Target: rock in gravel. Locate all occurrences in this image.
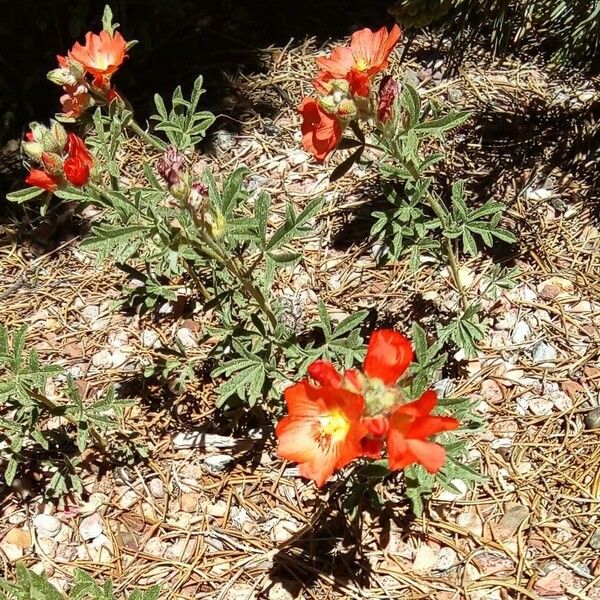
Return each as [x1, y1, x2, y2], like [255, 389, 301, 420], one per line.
[531, 341, 557, 365]
[33, 514, 62, 538]
[79, 513, 103, 541]
[267, 581, 299, 600]
[5, 527, 32, 549]
[148, 478, 164, 499]
[140, 329, 161, 349]
[272, 520, 300, 543]
[207, 500, 227, 518]
[145, 538, 168, 557]
[118, 489, 139, 509]
[495, 505, 530, 539]
[585, 407, 600, 430]
[480, 379, 503, 404]
[456, 512, 483, 537]
[204, 454, 234, 473]
[226, 584, 256, 600]
[176, 327, 197, 348]
[413, 545, 438, 573]
[438, 479, 468, 502]
[166, 538, 197, 561]
[590, 529, 600, 550]
[180, 492, 201, 513]
[533, 565, 574, 596]
[433, 547, 458, 572]
[511, 320, 531, 344]
[1, 541, 24, 561]
[86, 534, 113, 564]
[92, 349, 113, 368]
[529, 396, 555, 416]
[173, 431, 254, 450]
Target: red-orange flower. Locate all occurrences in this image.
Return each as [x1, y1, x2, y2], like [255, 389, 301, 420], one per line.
[315, 25, 402, 97]
[387, 390, 459, 473]
[299, 97, 343, 162]
[25, 169, 59, 192]
[63, 133, 93, 187]
[276, 380, 367, 487]
[69, 30, 127, 80]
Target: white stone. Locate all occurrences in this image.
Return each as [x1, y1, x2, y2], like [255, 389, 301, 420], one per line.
[149, 478, 164, 499]
[176, 328, 197, 348]
[33, 514, 62, 538]
[272, 520, 299, 543]
[1, 542, 23, 561]
[111, 350, 128, 368]
[437, 479, 468, 501]
[87, 534, 113, 564]
[456, 512, 483, 537]
[433, 547, 458, 572]
[119, 489, 139, 510]
[511, 321, 531, 344]
[413, 545, 437, 572]
[144, 537, 168, 557]
[524, 187, 553, 201]
[204, 454, 234, 473]
[92, 349, 113, 368]
[140, 329, 160, 348]
[79, 514, 103, 541]
[208, 500, 227, 518]
[529, 396, 554, 416]
[531, 341, 557, 365]
[288, 150, 308, 167]
[550, 390, 572, 412]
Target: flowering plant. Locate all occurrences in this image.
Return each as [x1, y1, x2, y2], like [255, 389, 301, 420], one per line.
[277, 328, 479, 512]
[298, 25, 517, 357]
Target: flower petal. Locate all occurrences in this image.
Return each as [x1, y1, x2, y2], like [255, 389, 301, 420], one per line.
[308, 360, 343, 388]
[363, 329, 413, 385]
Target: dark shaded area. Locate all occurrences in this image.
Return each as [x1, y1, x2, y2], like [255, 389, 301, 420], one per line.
[0, 0, 392, 143]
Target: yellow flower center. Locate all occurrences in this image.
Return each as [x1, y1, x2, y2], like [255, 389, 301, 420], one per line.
[355, 58, 369, 71]
[319, 409, 350, 442]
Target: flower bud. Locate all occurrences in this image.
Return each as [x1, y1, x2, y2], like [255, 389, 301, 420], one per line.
[22, 141, 44, 161]
[28, 122, 47, 143]
[318, 95, 338, 115]
[47, 68, 78, 87]
[377, 76, 399, 123]
[337, 98, 358, 120]
[211, 210, 227, 240]
[330, 78, 350, 95]
[41, 152, 64, 176]
[50, 120, 68, 151]
[157, 146, 185, 187]
[189, 182, 208, 211]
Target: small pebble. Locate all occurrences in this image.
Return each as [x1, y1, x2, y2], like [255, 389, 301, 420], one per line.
[433, 547, 458, 572]
[438, 479, 468, 502]
[79, 513, 103, 541]
[208, 500, 227, 518]
[204, 454, 234, 473]
[585, 407, 600, 430]
[531, 341, 557, 365]
[33, 514, 62, 538]
[511, 320, 531, 344]
[149, 478, 164, 499]
[456, 512, 483, 537]
[412, 545, 437, 573]
[590, 529, 600, 550]
[180, 492, 201, 513]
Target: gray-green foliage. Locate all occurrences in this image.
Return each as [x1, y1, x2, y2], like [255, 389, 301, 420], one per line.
[369, 82, 517, 357]
[37, 77, 367, 410]
[0, 564, 160, 600]
[0, 325, 135, 494]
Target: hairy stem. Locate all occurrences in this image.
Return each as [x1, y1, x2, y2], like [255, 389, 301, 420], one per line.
[405, 161, 469, 312]
[126, 118, 167, 152]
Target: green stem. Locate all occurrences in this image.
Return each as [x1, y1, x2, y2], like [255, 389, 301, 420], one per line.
[126, 118, 167, 152]
[28, 389, 107, 453]
[405, 161, 469, 312]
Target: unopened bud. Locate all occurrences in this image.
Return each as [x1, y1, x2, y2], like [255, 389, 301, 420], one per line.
[337, 98, 357, 120]
[50, 120, 68, 150]
[318, 96, 337, 115]
[157, 146, 185, 187]
[47, 68, 77, 87]
[28, 122, 47, 143]
[22, 141, 44, 161]
[330, 78, 350, 95]
[377, 76, 399, 123]
[41, 152, 64, 176]
[211, 211, 227, 240]
[170, 181, 190, 202]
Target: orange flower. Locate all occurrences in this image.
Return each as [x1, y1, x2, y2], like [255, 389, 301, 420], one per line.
[69, 30, 127, 81]
[299, 97, 343, 162]
[25, 169, 59, 192]
[387, 390, 459, 473]
[276, 380, 367, 487]
[63, 133, 93, 187]
[315, 25, 402, 97]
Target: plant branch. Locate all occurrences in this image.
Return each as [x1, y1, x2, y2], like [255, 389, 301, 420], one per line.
[126, 118, 167, 152]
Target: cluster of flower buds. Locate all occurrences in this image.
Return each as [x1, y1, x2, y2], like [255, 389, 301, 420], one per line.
[23, 121, 93, 192]
[156, 147, 221, 237]
[299, 25, 402, 162]
[48, 29, 129, 119]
